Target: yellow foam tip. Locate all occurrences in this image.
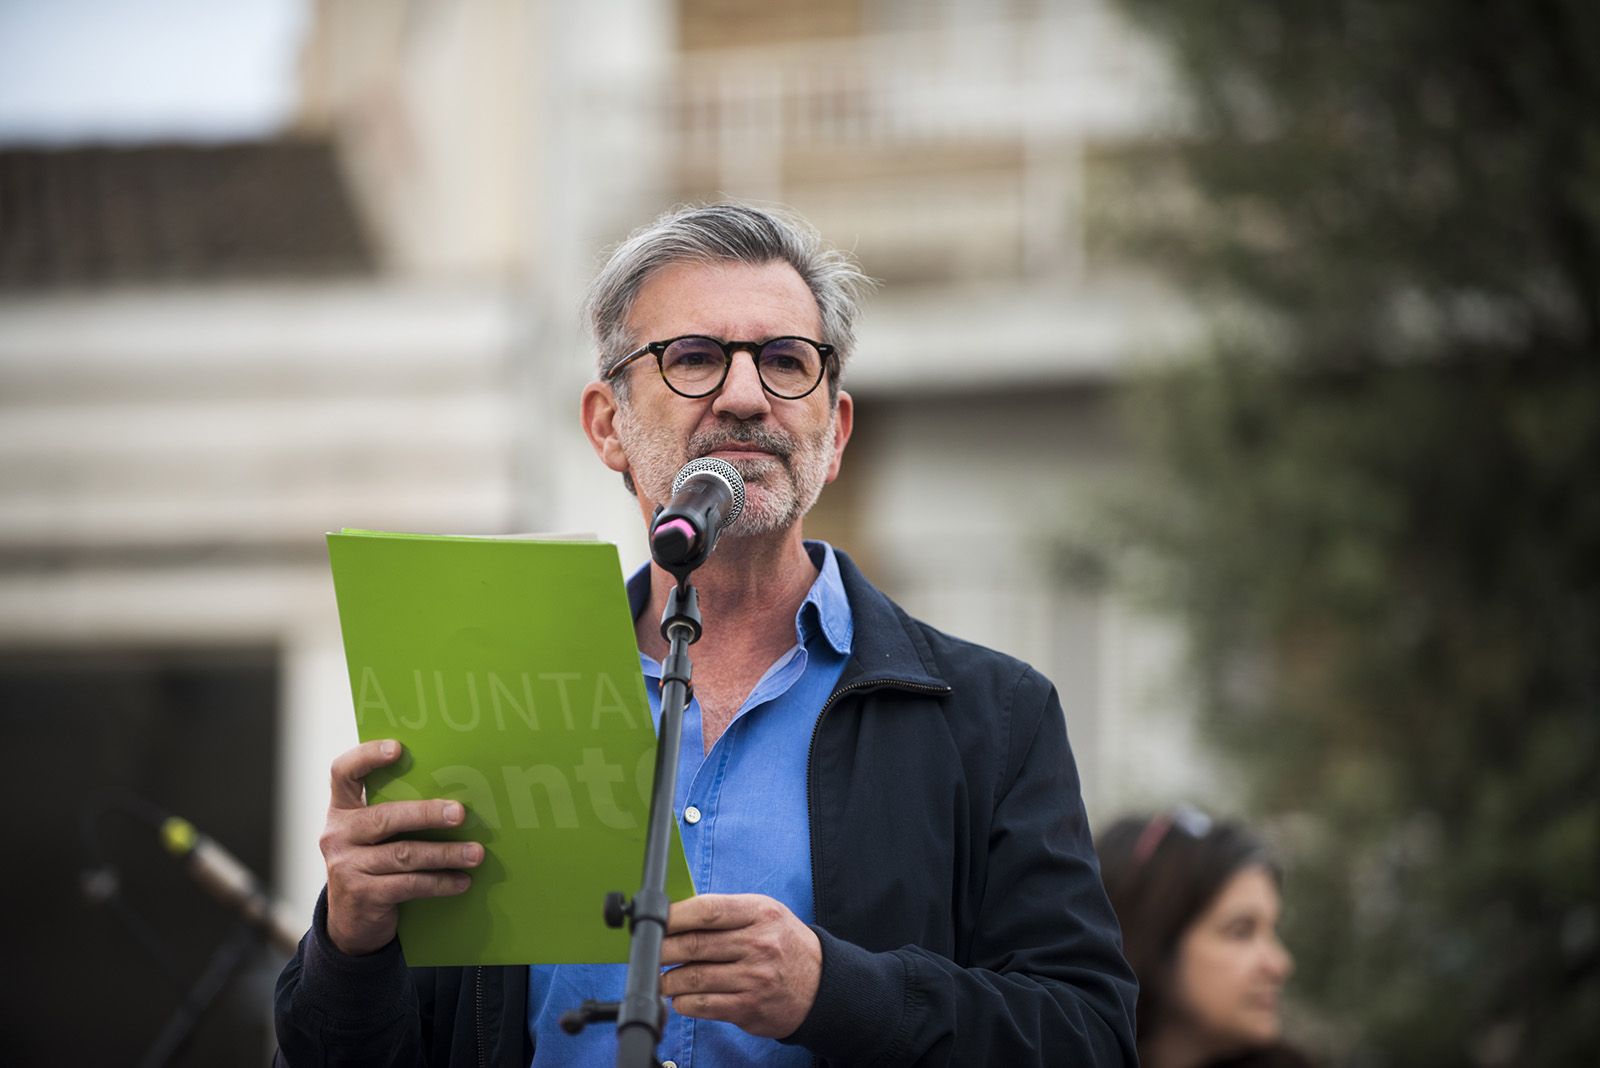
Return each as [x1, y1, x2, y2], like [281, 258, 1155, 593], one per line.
[161, 816, 198, 856]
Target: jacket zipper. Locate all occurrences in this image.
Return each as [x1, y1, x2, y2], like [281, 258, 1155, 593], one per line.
[475, 965, 487, 1068]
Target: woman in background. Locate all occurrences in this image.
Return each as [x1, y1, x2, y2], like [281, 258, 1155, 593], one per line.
[1097, 806, 1311, 1068]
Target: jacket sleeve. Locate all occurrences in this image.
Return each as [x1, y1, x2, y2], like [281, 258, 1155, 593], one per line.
[783, 670, 1139, 1066]
[273, 888, 428, 1067]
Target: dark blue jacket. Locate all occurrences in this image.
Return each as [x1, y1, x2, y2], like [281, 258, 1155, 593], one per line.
[275, 549, 1137, 1065]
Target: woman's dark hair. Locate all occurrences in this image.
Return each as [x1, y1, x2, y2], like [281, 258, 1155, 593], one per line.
[1096, 808, 1285, 1055]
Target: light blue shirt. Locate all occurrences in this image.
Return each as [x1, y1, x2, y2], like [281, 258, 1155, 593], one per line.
[527, 541, 853, 1066]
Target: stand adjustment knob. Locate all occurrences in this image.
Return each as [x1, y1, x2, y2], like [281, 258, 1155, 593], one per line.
[557, 999, 619, 1035]
[604, 891, 629, 929]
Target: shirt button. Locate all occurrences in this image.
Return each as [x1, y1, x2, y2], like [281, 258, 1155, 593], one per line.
[663, 1061, 679, 1068]
[683, 806, 703, 825]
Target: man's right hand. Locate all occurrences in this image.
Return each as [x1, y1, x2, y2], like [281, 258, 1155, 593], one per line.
[320, 739, 483, 956]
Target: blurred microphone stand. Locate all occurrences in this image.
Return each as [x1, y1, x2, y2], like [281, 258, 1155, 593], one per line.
[81, 792, 295, 1068]
[136, 918, 261, 1068]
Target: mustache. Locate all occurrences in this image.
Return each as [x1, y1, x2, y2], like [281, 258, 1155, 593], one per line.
[689, 423, 794, 460]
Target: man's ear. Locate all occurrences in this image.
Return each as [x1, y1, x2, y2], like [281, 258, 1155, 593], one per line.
[580, 381, 631, 475]
[825, 389, 854, 483]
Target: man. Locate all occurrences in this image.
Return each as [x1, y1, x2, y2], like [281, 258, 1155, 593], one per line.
[275, 203, 1138, 1066]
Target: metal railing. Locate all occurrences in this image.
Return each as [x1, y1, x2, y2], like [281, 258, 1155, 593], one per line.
[630, 9, 1169, 282]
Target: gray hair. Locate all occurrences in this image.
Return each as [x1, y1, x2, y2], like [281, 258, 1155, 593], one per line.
[586, 202, 874, 403]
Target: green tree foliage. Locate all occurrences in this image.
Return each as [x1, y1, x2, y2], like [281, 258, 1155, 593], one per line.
[1105, 2, 1599, 1063]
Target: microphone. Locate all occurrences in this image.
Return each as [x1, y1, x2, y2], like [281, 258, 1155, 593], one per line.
[160, 816, 303, 956]
[650, 456, 746, 573]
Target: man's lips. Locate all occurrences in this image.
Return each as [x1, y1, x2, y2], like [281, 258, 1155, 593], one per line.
[702, 445, 783, 461]
[701, 447, 784, 483]
[692, 424, 792, 455]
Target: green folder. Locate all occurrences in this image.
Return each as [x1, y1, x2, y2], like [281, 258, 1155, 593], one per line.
[327, 529, 695, 966]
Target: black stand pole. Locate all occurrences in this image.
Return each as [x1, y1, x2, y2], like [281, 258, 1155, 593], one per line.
[560, 580, 702, 1068]
[138, 919, 261, 1068]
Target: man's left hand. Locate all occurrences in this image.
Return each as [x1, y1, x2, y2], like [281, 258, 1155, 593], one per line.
[659, 893, 822, 1038]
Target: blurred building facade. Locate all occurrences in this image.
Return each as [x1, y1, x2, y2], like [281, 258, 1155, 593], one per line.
[0, 0, 1212, 956]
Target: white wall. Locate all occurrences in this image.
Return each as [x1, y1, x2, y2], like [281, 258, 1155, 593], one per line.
[0, 281, 520, 917]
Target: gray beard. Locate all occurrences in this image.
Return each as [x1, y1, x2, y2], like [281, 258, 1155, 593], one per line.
[616, 410, 835, 538]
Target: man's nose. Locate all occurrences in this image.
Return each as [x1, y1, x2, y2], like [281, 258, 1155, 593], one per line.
[711, 349, 771, 419]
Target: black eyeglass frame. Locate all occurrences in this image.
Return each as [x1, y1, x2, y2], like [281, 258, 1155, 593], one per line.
[604, 335, 838, 400]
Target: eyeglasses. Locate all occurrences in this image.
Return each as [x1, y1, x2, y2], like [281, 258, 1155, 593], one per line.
[605, 335, 837, 400]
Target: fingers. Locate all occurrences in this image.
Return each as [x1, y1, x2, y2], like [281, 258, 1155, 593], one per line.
[329, 739, 403, 809]
[657, 894, 822, 1037]
[342, 797, 467, 846]
[325, 867, 471, 956]
[666, 991, 751, 1025]
[321, 809, 481, 956]
[364, 838, 484, 877]
[321, 808, 480, 888]
[662, 895, 777, 966]
[659, 909, 823, 1039]
[661, 961, 755, 998]
[660, 926, 745, 967]
[319, 740, 486, 957]
[319, 797, 466, 870]
[662, 894, 796, 964]
[666, 893, 771, 933]
[356, 869, 475, 907]
[663, 962, 791, 1037]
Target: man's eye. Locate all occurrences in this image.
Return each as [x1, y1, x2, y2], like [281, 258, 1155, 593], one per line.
[763, 353, 805, 372]
[667, 346, 720, 368]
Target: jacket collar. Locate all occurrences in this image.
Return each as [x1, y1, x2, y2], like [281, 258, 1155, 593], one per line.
[626, 543, 948, 694]
[829, 546, 949, 693]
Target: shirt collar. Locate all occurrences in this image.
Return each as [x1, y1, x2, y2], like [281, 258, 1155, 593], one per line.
[624, 539, 853, 657]
[799, 540, 853, 655]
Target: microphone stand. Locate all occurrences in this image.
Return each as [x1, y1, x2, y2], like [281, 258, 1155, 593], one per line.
[559, 576, 702, 1068]
[138, 919, 262, 1068]
[81, 793, 289, 1067]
